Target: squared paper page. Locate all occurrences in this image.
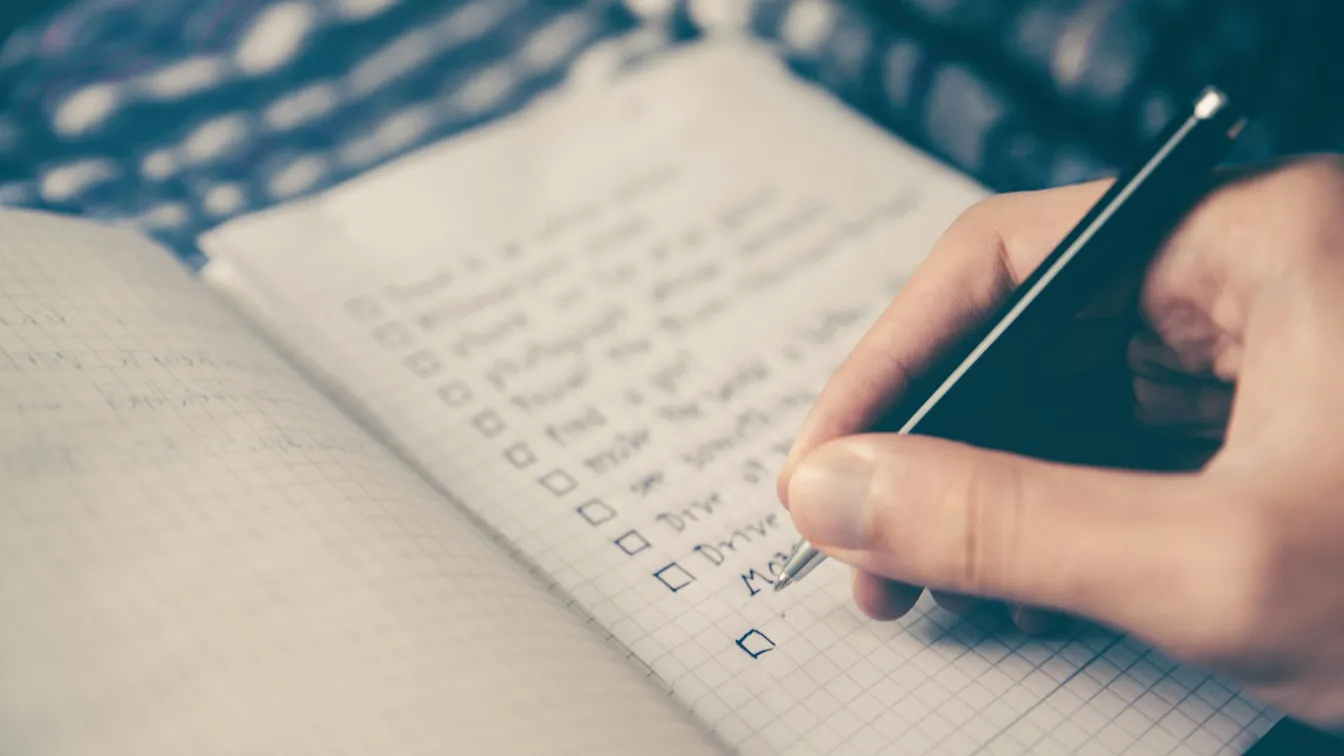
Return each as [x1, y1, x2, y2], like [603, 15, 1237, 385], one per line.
[199, 40, 1278, 756]
[0, 208, 725, 756]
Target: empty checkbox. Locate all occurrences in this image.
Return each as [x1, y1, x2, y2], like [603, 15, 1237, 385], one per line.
[404, 349, 442, 379]
[576, 499, 616, 526]
[437, 381, 472, 407]
[504, 442, 535, 469]
[614, 530, 650, 555]
[371, 322, 413, 349]
[539, 469, 577, 496]
[472, 410, 506, 438]
[735, 629, 776, 659]
[654, 562, 694, 593]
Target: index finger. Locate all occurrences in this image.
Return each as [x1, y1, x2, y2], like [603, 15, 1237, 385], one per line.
[777, 179, 1114, 505]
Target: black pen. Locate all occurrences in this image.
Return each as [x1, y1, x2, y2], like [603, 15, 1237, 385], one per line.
[774, 84, 1252, 592]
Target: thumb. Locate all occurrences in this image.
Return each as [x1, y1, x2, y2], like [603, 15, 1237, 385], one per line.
[786, 434, 1215, 638]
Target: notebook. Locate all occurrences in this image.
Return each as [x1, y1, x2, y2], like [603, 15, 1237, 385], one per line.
[2, 38, 1281, 756]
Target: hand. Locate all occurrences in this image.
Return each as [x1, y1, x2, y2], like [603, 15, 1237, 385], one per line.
[776, 155, 1344, 730]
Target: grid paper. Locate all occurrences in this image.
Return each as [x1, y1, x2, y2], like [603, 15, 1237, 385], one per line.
[200, 40, 1280, 756]
[0, 208, 724, 756]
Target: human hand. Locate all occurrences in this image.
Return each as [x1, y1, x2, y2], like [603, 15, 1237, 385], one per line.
[776, 155, 1344, 730]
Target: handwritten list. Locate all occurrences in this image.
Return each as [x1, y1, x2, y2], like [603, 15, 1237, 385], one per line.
[336, 161, 902, 600]
[202, 40, 1275, 756]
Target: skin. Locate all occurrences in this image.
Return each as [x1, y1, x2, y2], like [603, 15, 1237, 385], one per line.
[776, 155, 1344, 731]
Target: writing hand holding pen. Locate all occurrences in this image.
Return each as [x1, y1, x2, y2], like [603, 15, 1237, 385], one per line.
[777, 156, 1344, 732]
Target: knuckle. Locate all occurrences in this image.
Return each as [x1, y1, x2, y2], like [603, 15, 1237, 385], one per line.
[953, 194, 1012, 228]
[945, 453, 1025, 597]
[928, 197, 1020, 291]
[945, 193, 1024, 246]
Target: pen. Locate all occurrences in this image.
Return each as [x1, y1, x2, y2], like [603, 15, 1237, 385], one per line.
[774, 83, 1253, 592]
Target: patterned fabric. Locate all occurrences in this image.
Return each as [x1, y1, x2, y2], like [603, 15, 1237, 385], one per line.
[0, 0, 1339, 266]
[0, 0, 662, 264]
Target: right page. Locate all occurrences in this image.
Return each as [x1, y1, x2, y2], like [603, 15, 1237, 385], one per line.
[201, 39, 1277, 756]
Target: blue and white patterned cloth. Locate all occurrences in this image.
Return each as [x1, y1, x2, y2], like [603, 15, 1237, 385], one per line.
[0, 0, 670, 264]
[0, 0, 1337, 266]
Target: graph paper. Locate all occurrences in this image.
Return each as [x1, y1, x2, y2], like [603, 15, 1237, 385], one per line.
[0, 208, 723, 756]
[201, 39, 1280, 755]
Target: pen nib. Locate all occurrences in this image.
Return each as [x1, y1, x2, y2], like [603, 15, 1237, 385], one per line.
[772, 575, 792, 592]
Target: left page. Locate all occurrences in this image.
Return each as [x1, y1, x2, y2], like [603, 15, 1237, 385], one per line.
[200, 40, 1277, 756]
[0, 208, 725, 756]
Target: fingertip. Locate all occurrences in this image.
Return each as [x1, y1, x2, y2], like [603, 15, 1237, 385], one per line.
[853, 571, 922, 621]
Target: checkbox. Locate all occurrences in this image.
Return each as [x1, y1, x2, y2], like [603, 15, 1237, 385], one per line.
[504, 442, 535, 469]
[614, 530, 650, 555]
[736, 629, 776, 659]
[344, 296, 383, 321]
[576, 499, 616, 526]
[404, 349, 442, 379]
[371, 322, 412, 349]
[437, 381, 472, 407]
[472, 410, 506, 438]
[653, 562, 694, 593]
[539, 469, 577, 496]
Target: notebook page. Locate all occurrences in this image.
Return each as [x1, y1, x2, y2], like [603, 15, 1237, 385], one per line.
[0, 208, 725, 756]
[200, 40, 1277, 756]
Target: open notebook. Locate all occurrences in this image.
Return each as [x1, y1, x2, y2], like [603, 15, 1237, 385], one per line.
[2, 39, 1280, 756]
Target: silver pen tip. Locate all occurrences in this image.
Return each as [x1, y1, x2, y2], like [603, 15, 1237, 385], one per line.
[772, 575, 792, 592]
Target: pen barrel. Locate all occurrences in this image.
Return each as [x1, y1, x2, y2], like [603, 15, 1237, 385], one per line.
[876, 89, 1246, 462]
